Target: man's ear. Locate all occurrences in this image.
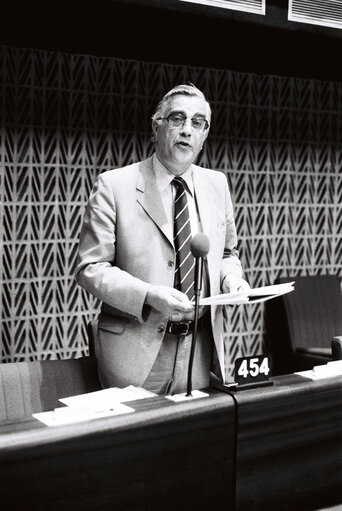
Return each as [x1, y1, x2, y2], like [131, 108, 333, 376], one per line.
[152, 119, 159, 141]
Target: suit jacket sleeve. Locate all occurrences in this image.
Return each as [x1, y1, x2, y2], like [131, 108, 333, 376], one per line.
[220, 172, 243, 286]
[75, 173, 150, 322]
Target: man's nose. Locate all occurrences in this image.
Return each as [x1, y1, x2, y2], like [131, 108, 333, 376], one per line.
[180, 118, 192, 135]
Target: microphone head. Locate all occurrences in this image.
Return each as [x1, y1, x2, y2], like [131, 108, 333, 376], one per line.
[190, 233, 210, 258]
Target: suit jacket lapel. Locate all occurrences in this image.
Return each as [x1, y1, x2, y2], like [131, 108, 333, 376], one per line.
[193, 167, 216, 243]
[136, 157, 173, 247]
[193, 167, 218, 293]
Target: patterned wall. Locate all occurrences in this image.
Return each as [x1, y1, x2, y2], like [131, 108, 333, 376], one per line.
[1, 45, 342, 378]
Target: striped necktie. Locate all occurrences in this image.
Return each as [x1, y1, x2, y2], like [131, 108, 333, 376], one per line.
[173, 177, 195, 301]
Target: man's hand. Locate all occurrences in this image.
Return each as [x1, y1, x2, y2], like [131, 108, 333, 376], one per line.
[145, 285, 194, 316]
[168, 305, 209, 322]
[223, 275, 250, 294]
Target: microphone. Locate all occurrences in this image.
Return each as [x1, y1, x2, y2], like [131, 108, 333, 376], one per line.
[186, 233, 210, 397]
[191, 233, 210, 294]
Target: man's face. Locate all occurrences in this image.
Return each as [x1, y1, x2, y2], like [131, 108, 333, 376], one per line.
[153, 95, 210, 175]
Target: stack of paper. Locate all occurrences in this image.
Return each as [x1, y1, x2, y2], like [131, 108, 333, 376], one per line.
[199, 281, 295, 306]
[32, 385, 157, 427]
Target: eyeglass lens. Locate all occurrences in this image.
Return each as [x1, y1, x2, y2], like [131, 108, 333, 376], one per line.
[167, 112, 208, 130]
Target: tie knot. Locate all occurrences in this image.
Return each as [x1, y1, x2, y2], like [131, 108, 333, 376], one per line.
[173, 176, 185, 190]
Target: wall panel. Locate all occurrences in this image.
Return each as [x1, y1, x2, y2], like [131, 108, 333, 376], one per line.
[1, 45, 342, 378]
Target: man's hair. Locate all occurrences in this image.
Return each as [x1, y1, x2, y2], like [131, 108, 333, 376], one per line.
[152, 83, 211, 123]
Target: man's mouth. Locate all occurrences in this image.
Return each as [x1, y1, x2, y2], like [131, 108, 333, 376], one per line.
[176, 142, 192, 148]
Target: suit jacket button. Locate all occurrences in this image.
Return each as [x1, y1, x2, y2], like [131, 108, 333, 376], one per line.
[158, 325, 165, 333]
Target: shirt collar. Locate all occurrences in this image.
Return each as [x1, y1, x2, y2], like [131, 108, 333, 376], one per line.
[152, 153, 194, 196]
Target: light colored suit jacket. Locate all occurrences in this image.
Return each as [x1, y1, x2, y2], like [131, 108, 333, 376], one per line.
[75, 155, 243, 387]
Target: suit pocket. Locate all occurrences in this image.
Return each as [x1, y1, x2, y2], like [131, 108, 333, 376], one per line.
[99, 316, 127, 335]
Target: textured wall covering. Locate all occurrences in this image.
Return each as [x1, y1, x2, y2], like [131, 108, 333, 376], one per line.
[1, 45, 342, 378]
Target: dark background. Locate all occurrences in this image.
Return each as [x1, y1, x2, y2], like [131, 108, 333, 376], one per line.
[2, 0, 342, 81]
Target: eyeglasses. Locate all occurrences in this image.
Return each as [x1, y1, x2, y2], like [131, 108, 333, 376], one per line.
[157, 111, 209, 131]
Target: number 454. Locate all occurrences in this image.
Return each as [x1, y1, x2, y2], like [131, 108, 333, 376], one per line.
[237, 357, 270, 379]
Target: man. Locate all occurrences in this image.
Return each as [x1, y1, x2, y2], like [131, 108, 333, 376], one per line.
[75, 84, 249, 395]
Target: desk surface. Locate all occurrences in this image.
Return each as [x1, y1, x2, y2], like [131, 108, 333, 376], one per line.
[1, 375, 342, 511]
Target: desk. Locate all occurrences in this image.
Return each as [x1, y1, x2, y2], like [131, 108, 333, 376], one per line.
[234, 374, 342, 511]
[1, 375, 342, 511]
[0, 391, 236, 511]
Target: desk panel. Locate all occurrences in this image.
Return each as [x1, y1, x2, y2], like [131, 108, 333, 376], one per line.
[0, 391, 236, 511]
[234, 374, 342, 511]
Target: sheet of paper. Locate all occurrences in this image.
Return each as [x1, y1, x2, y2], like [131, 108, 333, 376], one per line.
[199, 282, 295, 306]
[199, 291, 249, 306]
[295, 360, 342, 380]
[32, 402, 135, 427]
[247, 293, 291, 304]
[248, 282, 295, 297]
[59, 385, 157, 409]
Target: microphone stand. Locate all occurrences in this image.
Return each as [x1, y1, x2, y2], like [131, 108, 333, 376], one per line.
[186, 256, 203, 397]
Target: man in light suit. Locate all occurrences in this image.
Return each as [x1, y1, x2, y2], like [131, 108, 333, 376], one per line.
[75, 84, 249, 395]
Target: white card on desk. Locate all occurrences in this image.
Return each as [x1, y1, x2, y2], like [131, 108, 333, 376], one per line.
[32, 402, 134, 427]
[59, 385, 157, 410]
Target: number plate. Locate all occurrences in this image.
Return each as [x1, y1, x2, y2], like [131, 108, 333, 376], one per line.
[234, 355, 273, 386]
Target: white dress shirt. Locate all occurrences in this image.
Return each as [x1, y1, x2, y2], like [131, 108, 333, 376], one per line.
[152, 153, 201, 237]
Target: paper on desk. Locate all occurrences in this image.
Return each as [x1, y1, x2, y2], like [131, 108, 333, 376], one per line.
[32, 386, 156, 426]
[199, 282, 295, 306]
[59, 385, 157, 409]
[32, 402, 135, 426]
[295, 360, 342, 380]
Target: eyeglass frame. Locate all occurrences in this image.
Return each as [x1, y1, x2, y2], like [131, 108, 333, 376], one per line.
[156, 111, 210, 131]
